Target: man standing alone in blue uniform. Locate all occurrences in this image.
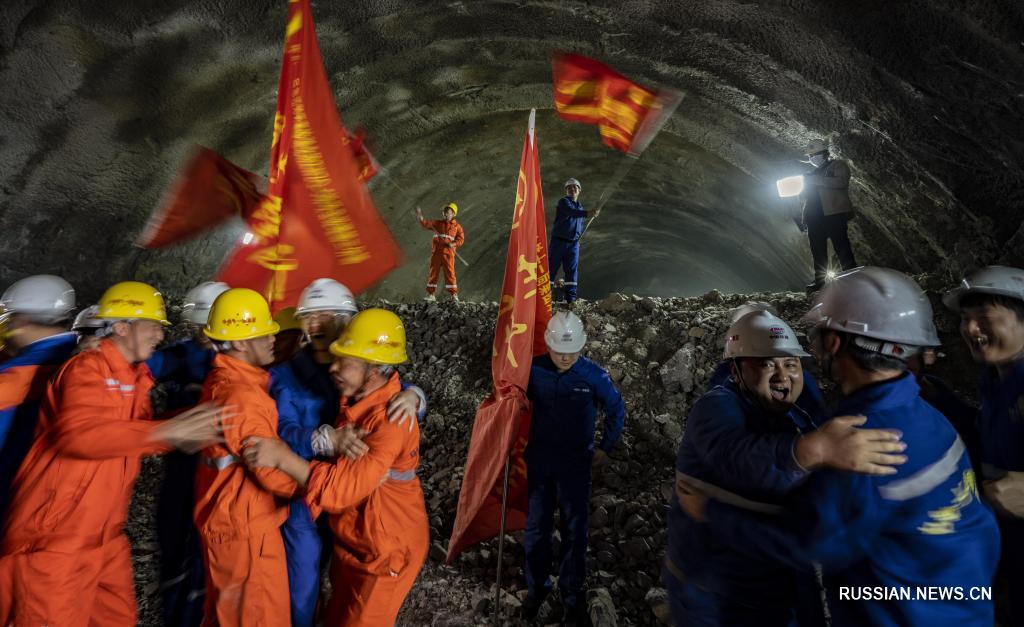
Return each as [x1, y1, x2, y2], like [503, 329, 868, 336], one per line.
[522, 311, 625, 625]
[549, 179, 599, 304]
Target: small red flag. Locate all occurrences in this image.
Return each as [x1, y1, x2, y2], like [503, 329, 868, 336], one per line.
[216, 0, 401, 310]
[136, 146, 263, 249]
[552, 52, 680, 155]
[447, 110, 553, 561]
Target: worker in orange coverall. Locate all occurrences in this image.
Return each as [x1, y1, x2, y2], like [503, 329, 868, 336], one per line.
[193, 287, 298, 627]
[418, 202, 465, 302]
[0, 281, 224, 627]
[243, 308, 429, 626]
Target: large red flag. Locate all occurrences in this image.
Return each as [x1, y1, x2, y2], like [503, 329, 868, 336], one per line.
[447, 110, 553, 561]
[217, 0, 401, 309]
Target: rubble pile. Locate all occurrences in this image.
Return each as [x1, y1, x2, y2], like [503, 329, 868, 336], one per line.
[127, 288, 973, 625]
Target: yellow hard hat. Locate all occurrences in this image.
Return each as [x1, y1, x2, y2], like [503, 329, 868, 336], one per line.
[96, 281, 170, 325]
[444, 202, 458, 216]
[329, 308, 407, 365]
[204, 288, 280, 341]
[273, 306, 302, 332]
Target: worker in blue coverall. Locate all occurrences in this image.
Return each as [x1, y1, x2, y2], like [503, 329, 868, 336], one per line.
[522, 311, 625, 625]
[679, 267, 999, 626]
[0, 275, 77, 519]
[669, 309, 909, 626]
[549, 178, 599, 304]
[270, 277, 428, 627]
[944, 265, 1024, 625]
[148, 280, 228, 627]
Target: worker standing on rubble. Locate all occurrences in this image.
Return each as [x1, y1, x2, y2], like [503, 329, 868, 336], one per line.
[193, 288, 297, 626]
[679, 267, 998, 626]
[418, 202, 465, 302]
[0, 280, 224, 626]
[797, 138, 857, 292]
[549, 179, 599, 304]
[243, 308, 429, 626]
[270, 278, 427, 627]
[521, 311, 625, 625]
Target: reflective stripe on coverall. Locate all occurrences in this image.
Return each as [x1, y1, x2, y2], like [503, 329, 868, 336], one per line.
[0, 338, 169, 627]
[304, 372, 429, 627]
[193, 353, 297, 627]
[420, 218, 464, 295]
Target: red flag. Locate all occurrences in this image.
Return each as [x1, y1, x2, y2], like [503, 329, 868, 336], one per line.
[447, 110, 553, 561]
[552, 52, 680, 155]
[216, 0, 401, 310]
[136, 146, 263, 249]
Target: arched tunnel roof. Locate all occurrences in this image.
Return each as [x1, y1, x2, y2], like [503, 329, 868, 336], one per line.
[1, 1, 1022, 301]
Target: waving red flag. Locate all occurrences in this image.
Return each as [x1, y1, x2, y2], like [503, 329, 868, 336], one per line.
[447, 110, 553, 561]
[216, 0, 401, 309]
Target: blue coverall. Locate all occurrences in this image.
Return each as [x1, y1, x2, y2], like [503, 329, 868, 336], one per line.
[524, 354, 625, 608]
[0, 332, 77, 518]
[549, 196, 587, 303]
[668, 378, 820, 626]
[705, 373, 999, 626]
[146, 339, 215, 627]
[977, 362, 1024, 625]
[270, 344, 427, 627]
[708, 360, 826, 418]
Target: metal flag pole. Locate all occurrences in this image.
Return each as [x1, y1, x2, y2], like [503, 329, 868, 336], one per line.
[578, 154, 639, 240]
[493, 456, 513, 626]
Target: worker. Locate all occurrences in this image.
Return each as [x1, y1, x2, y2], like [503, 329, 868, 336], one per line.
[549, 179, 599, 304]
[0, 280, 224, 626]
[0, 274, 78, 518]
[679, 267, 999, 626]
[270, 278, 427, 627]
[521, 311, 625, 625]
[72, 304, 105, 352]
[417, 202, 465, 302]
[149, 280, 228, 627]
[796, 138, 857, 292]
[243, 308, 429, 626]
[193, 287, 297, 627]
[943, 265, 1024, 624]
[668, 309, 909, 626]
[271, 306, 303, 366]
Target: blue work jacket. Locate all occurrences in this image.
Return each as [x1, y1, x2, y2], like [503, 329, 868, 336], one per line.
[146, 339, 215, 410]
[550, 197, 587, 242]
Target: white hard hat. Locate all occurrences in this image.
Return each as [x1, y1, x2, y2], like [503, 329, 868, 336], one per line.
[182, 281, 230, 325]
[804, 138, 829, 155]
[296, 278, 358, 315]
[72, 305, 105, 331]
[728, 301, 779, 325]
[0, 274, 75, 324]
[942, 266, 1024, 311]
[802, 266, 940, 349]
[723, 310, 809, 359]
[545, 311, 587, 353]
[564, 178, 582, 190]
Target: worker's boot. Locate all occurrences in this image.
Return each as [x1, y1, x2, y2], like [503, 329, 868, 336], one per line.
[423, 294, 437, 302]
[521, 594, 545, 623]
[451, 294, 460, 303]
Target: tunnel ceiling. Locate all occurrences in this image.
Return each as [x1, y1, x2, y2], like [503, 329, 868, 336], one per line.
[1, 0, 1022, 303]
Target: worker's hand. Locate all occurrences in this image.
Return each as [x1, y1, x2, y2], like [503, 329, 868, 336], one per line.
[241, 436, 291, 469]
[796, 415, 906, 475]
[154, 403, 233, 453]
[984, 473, 1024, 518]
[387, 389, 421, 432]
[592, 449, 610, 469]
[675, 477, 708, 523]
[415, 207, 424, 221]
[592, 208, 602, 219]
[331, 425, 370, 460]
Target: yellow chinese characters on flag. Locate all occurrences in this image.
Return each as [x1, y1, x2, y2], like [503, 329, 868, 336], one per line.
[216, 0, 401, 310]
[447, 110, 552, 561]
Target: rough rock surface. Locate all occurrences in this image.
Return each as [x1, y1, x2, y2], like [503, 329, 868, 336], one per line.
[127, 289, 977, 625]
[2, 1, 1022, 302]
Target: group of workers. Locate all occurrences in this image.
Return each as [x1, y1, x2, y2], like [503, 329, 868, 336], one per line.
[667, 264, 1024, 627]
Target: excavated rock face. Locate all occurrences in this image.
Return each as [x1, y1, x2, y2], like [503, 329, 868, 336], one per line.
[2, 1, 1022, 302]
[128, 291, 976, 624]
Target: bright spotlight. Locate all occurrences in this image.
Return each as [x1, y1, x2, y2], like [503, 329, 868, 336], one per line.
[776, 175, 805, 198]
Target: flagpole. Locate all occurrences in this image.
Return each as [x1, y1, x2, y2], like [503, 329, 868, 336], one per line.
[578, 154, 639, 240]
[493, 455, 512, 626]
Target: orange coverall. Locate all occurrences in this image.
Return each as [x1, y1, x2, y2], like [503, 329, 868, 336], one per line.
[304, 372, 429, 626]
[193, 353, 297, 627]
[420, 217, 465, 296]
[0, 339, 169, 627]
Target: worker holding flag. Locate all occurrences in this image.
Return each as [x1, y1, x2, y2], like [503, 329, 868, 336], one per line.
[549, 179, 598, 304]
[417, 202, 465, 302]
